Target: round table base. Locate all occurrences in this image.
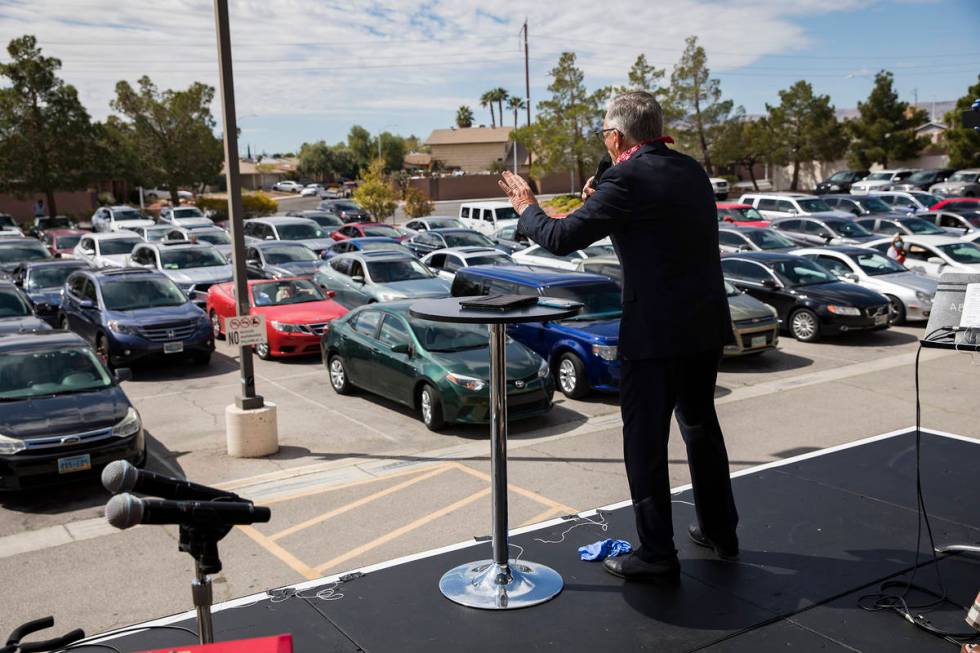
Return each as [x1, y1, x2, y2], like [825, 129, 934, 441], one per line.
[439, 559, 563, 610]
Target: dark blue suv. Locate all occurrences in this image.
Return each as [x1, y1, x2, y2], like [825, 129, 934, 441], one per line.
[59, 268, 213, 370]
[451, 265, 621, 398]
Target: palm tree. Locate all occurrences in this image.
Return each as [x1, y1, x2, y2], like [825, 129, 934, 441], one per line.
[479, 91, 496, 128]
[493, 88, 509, 126]
[455, 105, 474, 128]
[507, 96, 526, 128]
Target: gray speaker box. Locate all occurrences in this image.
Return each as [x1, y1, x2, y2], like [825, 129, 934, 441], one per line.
[924, 272, 980, 345]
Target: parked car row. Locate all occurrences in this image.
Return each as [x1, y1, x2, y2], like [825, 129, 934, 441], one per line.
[814, 168, 980, 198]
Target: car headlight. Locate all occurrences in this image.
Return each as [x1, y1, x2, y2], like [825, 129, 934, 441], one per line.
[376, 291, 405, 302]
[112, 407, 142, 438]
[829, 184, 840, 191]
[915, 290, 932, 303]
[446, 372, 486, 392]
[270, 320, 303, 333]
[107, 320, 140, 336]
[827, 304, 861, 316]
[592, 344, 618, 361]
[0, 433, 26, 455]
[537, 359, 550, 378]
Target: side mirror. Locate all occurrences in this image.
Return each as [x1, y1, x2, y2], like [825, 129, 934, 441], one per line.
[927, 256, 945, 266]
[761, 279, 780, 289]
[787, 208, 798, 215]
[265, 235, 275, 240]
[114, 368, 133, 382]
[723, 216, 734, 222]
[822, 234, 834, 242]
[326, 290, 336, 298]
[844, 273, 860, 282]
[390, 342, 410, 355]
[351, 275, 365, 284]
[78, 299, 95, 309]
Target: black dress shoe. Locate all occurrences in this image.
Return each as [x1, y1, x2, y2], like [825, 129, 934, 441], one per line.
[602, 552, 680, 582]
[688, 525, 739, 561]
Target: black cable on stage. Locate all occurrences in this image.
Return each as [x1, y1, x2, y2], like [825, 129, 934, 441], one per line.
[857, 332, 979, 646]
[52, 625, 199, 653]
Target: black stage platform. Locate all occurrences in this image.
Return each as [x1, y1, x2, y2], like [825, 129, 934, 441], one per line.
[80, 428, 980, 652]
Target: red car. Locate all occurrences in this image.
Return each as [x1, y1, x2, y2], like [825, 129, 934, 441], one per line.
[331, 222, 408, 242]
[41, 229, 87, 258]
[207, 278, 348, 359]
[716, 203, 770, 227]
[930, 197, 980, 211]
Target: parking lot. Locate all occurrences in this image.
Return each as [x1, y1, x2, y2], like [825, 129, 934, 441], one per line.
[2, 306, 978, 634]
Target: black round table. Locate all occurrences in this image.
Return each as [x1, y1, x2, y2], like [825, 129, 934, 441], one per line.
[410, 297, 581, 610]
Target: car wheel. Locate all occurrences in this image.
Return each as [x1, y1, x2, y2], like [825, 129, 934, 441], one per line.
[210, 310, 224, 340]
[556, 352, 589, 399]
[327, 355, 353, 394]
[419, 383, 445, 431]
[255, 343, 271, 360]
[886, 295, 906, 325]
[789, 308, 820, 342]
[96, 333, 114, 370]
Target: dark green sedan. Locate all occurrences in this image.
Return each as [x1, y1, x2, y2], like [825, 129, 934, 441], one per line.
[320, 301, 554, 430]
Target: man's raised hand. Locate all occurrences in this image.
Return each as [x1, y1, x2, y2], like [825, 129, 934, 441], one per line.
[498, 170, 538, 216]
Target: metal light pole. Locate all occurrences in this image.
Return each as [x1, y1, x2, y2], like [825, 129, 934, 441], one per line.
[213, 0, 262, 410]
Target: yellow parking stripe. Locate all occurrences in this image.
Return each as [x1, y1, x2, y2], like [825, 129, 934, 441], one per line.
[238, 525, 320, 581]
[519, 506, 565, 527]
[261, 462, 449, 506]
[450, 462, 577, 514]
[270, 464, 453, 541]
[313, 487, 492, 574]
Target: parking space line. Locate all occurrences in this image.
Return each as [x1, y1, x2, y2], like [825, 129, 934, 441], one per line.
[260, 462, 448, 506]
[450, 462, 577, 514]
[313, 487, 492, 574]
[519, 506, 565, 527]
[269, 464, 453, 541]
[237, 525, 320, 580]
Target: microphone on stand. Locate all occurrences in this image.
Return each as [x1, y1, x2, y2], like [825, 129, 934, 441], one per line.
[105, 493, 271, 530]
[102, 460, 242, 502]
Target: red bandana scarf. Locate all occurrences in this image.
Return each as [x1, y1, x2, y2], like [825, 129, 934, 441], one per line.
[614, 135, 674, 165]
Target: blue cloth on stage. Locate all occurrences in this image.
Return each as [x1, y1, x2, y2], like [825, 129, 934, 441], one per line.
[578, 538, 632, 561]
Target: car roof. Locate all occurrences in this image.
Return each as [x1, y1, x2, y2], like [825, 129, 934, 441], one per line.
[718, 225, 776, 233]
[21, 259, 90, 270]
[0, 330, 90, 353]
[89, 230, 141, 239]
[741, 192, 813, 198]
[252, 240, 310, 249]
[458, 264, 611, 286]
[107, 205, 141, 211]
[792, 245, 878, 257]
[415, 215, 459, 221]
[139, 241, 216, 251]
[722, 251, 803, 264]
[345, 237, 400, 245]
[44, 228, 87, 236]
[429, 246, 502, 257]
[867, 234, 964, 245]
[339, 250, 415, 262]
[249, 216, 316, 225]
[0, 237, 45, 246]
[770, 215, 854, 223]
[460, 201, 512, 208]
[427, 228, 484, 235]
[88, 267, 164, 280]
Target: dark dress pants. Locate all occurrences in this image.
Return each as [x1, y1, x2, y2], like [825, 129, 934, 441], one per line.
[620, 349, 739, 561]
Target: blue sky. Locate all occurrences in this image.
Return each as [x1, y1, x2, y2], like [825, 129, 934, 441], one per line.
[1, 0, 977, 154]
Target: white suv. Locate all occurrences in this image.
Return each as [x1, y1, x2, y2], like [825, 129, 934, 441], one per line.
[737, 193, 852, 221]
[850, 169, 918, 194]
[709, 177, 728, 200]
[458, 201, 521, 236]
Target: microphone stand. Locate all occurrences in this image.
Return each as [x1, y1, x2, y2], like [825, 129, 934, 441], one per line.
[179, 522, 232, 645]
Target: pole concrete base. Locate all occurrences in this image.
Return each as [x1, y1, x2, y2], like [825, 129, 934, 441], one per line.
[225, 402, 279, 457]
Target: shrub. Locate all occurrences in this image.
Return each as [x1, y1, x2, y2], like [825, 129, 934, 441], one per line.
[544, 193, 583, 214]
[403, 186, 434, 218]
[353, 159, 398, 222]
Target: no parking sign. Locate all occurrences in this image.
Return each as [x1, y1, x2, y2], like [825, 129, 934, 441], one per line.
[225, 315, 267, 347]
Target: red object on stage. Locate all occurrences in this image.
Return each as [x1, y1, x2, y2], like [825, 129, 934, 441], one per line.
[136, 634, 292, 653]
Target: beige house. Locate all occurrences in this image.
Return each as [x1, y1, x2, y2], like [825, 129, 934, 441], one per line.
[424, 127, 527, 174]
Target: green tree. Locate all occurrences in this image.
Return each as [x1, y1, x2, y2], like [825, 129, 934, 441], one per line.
[846, 71, 928, 168]
[507, 96, 526, 128]
[403, 185, 434, 218]
[377, 131, 406, 173]
[669, 36, 733, 174]
[943, 74, 980, 169]
[0, 35, 97, 215]
[455, 105, 474, 128]
[329, 146, 359, 180]
[353, 159, 397, 222]
[766, 81, 848, 190]
[297, 140, 336, 182]
[710, 112, 777, 191]
[346, 125, 375, 172]
[480, 90, 496, 128]
[514, 52, 605, 187]
[110, 76, 223, 203]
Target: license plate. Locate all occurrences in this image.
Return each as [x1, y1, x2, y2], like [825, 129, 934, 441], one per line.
[163, 341, 184, 354]
[751, 335, 767, 348]
[874, 314, 888, 326]
[58, 454, 91, 474]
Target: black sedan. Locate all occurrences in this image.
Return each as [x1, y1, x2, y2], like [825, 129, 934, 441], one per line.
[405, 228, 496, 258]
[721, 252, 891, 342]
[0, 331, 144, 490]
[815, 170, 869, 194]
[9, 259, 92, 327]
[717, 226, 797, 253]
[0, 280, 50, 334]
[244, 241, 321, 279]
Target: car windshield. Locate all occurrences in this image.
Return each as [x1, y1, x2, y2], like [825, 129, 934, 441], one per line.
[366, 259, 434, 282]
[796, 198, 833, 212]
[724, 280, 740, 296]
[867, 172, 892, 181]
[0, 215, 16, 228]
[467, 254, 511, 266]
[53, 235, 83, 249]
[855, 197, 892, 213]
[334, 202, 361, 212]
[443, 232, 493, 247]
[263, 246, 317, 264]
[193, 231, 231, 246]
[27, 265, 86, 290]
[729, 207, 765, 221]
[852, 252, 906, 276]
[276, 223, 326, 240]
[411, 319, 488, 352]
[901, 218, 945, 235]
[159, 248, 226, 269]
[304, 213, 343, 227]
[772, 259, 836, 286]
[362, 225, 401, 238]
[744, 229, 795, 249]
[949, 172, 978, 183]
[829, 171, 855, 182]
[39, 217, 72, 229]
[0, 242, 52, 262]
[100, 277, 187, 310]
[252, 279, 325, 306]
[825, 220, 872, 237]
[0, 289, 30, 316]
[911, 192, 940, 207]
[173, 208, 205, 219]
[907, 171, 936, 183]
[428, 218, 463, 229]
[113, 209, 148, 222]
[0, 348, 113, 401]
[143, 229, 170, 242]
[99, 238, 141, 255]
[937, 242, 980, 264]
[545, 282, 623, 321]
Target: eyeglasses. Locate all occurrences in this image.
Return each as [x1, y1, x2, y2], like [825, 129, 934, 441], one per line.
[595, 128, 619, 138]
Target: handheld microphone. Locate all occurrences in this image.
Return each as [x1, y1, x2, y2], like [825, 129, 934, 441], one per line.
[105, 493, 271, 530]
[102, 460, 242, 502]
[590, 154, 612, 190]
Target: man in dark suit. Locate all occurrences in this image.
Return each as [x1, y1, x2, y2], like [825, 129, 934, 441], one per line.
[498, 91, 739, 581]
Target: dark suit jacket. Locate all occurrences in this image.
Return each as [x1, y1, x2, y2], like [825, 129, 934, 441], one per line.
[517, 142, 732, 360]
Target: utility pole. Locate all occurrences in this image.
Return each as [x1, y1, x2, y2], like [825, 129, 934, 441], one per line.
[522, 18, 532, 174]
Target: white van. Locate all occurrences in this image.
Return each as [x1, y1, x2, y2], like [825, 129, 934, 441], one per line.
[458, 201, 521, 235]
